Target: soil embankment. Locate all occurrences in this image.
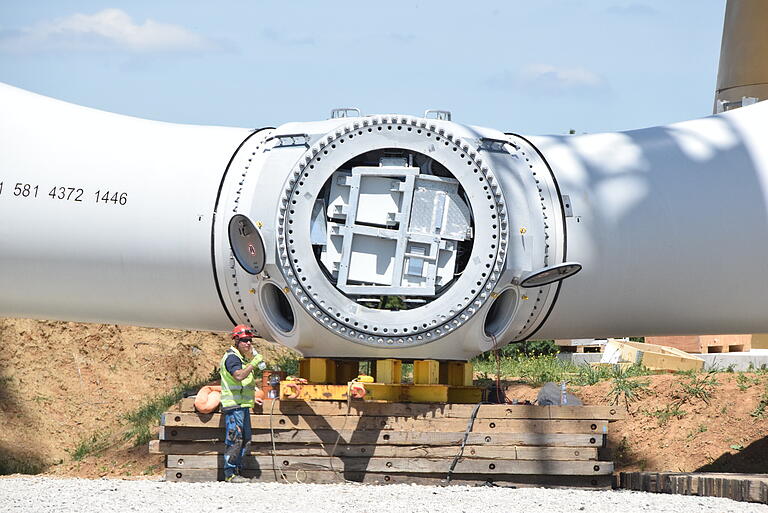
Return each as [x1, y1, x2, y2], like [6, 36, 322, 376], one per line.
[1, 318, 766, 478]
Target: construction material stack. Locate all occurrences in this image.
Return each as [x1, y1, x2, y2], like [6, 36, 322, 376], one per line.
[153, 398, 622, 487]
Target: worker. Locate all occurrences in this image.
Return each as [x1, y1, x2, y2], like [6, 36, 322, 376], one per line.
[220, 324, 265, 482]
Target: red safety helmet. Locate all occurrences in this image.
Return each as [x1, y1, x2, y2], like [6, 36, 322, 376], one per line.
[231, 324, 254, 341]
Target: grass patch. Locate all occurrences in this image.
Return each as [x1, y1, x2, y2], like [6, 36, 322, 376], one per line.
[608, 375, 650, 410]
[643, 403, 687, 426]
[270, 352, 300, 376]
[678, 372, 719, 405]
[472, 352, 653, 388]
[70, 432, 112, 461]
[750, 386, 768, 419]
[122, 370, 218, 446]
[473, 354, 576, 386]
[737, 373, 761, 391]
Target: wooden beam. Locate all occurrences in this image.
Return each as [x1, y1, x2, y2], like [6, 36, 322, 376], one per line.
[177, 398, 624, 421]
[150, 440, 598, 461]
[620, 471, 768, 504]
[165, 468, 612, 488]
[158, 427, 604, 447]
[166, 454, 614, 475]
[161, 412, 608, 434]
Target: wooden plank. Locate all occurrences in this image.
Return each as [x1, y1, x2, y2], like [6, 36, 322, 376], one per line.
[162, 413, 608, 434]
[166, 454, 613, 475]
[150, 440, 598, 460]
[158, 427, 604, 447]
[177, 399, 624, 421]
[619, 472, 768, 504]
[165, 468, 612, 488]
[548, 406, 622, 421]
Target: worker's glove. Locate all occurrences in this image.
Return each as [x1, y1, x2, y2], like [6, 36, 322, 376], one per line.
[249, 355, 266, 371]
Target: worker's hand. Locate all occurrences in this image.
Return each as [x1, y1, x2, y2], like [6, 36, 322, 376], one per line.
[253, 397, 264, 406]
[249, 354, 264, 370]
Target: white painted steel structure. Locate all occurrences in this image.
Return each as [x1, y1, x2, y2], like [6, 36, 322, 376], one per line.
[1, 82, 768, 360]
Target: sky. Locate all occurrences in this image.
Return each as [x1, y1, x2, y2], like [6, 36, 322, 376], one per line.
[0, 1, 727, 135]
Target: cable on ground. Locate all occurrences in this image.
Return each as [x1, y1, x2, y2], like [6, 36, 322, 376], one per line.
[268, 397, 288, 482]
[446, 400, 484, 483]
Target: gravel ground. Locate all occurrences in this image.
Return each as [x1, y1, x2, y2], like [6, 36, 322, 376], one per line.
[2, 477, 767, 513]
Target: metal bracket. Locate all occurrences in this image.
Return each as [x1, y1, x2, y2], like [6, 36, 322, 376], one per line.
[424, 109, 452, 121]
[330, 107, 362, 119]
[716, 96, 759, 113]
[264, 133, 310, 149]
[562, 195, 574, 217]
[478, 138, 510, 154]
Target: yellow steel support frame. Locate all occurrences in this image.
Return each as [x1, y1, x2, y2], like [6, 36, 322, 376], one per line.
[298, 358, 335, 384]
[439, 362, 473, 386]
[375, 359, 402, 384]
[284, 358, 481, 402]
[335, 360, 359, 384]
[413, 360, 440, 384]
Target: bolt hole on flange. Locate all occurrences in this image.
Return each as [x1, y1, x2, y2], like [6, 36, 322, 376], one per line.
[261, 283, 295, 333]
[278, 116, 508, 347]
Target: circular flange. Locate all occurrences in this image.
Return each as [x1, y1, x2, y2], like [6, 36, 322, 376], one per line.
[277, 115, 508, 347]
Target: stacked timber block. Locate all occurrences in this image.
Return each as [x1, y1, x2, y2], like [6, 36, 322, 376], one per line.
[620, 471, 768, 504]
[597, 340, 704, 372]
[646, 335, 752, 354]
[154, 398, 622, 487]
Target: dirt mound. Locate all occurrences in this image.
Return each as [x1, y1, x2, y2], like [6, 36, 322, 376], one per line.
[0, 318, 292, 478]
[498, 373, 767, 473]
[1, 318, 766, 478]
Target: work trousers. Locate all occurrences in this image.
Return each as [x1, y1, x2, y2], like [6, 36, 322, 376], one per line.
[223, 407, 252, 479]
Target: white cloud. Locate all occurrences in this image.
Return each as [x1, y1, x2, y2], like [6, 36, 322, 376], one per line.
[521, 64, 605, 90]
[0, 9, 212, 54]
[487, 64, 607, 96]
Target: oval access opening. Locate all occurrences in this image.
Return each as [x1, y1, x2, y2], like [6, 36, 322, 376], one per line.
[228, 214, 265, 275]
[261, 283, 295, 334]
[484, 288, 517, 338]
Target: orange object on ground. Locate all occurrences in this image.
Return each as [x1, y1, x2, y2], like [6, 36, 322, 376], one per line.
[194, 385, 264, 412]
[194, 385, 222, 413]
[349, 382, 366, 399]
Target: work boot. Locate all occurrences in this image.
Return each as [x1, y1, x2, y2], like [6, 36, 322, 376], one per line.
[225, 475, 251, 483]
